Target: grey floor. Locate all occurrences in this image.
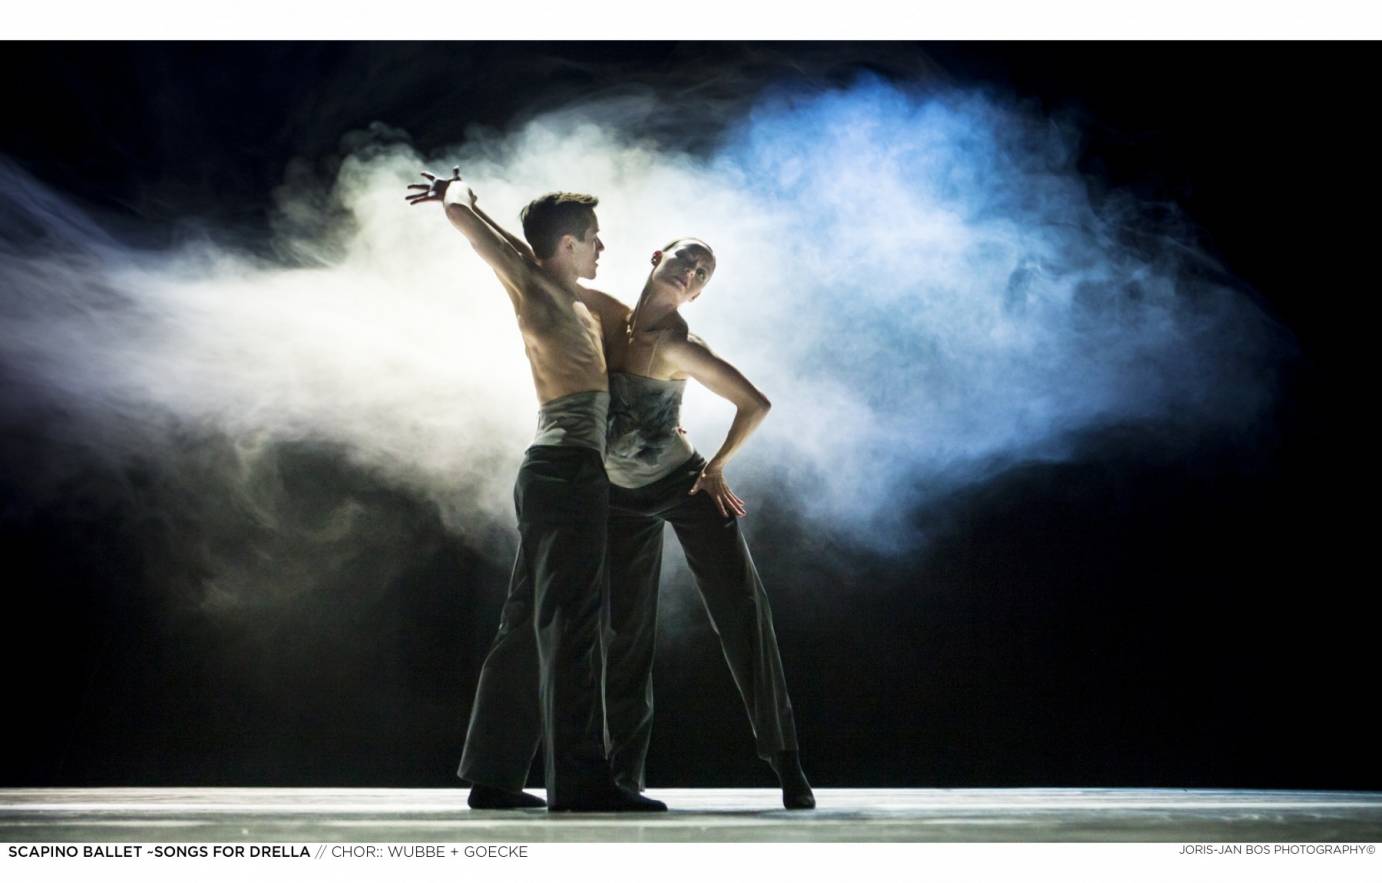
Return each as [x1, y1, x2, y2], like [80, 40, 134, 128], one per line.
[2, 788, 1380, 842]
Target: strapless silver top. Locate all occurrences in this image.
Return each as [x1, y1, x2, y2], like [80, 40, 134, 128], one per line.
[604, 372, 696, 488]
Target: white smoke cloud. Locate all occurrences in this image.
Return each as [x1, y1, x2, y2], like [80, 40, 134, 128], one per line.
[0, 78, 1285, 603]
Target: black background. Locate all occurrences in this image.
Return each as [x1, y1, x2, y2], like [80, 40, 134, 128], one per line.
[0, 43, 1373, 789]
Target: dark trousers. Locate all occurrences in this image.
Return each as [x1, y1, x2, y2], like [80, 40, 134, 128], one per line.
[457, 445, 609, 805]
[603, 455, 799, 792]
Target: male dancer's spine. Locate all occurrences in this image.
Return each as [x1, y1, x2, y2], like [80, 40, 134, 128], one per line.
[408, 169, 663, 812]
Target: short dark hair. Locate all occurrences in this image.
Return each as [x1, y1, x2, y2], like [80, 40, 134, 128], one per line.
[520, 192, 599, 259]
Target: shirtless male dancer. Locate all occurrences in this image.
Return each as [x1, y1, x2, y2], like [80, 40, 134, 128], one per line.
[407, 168, 664, 812]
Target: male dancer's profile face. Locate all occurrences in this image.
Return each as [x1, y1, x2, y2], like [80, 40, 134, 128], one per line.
[651, 240, 716, 302]
[570, 221, 604, 280]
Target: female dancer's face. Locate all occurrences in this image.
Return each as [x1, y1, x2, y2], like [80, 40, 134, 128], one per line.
[650, 240, 716, 303]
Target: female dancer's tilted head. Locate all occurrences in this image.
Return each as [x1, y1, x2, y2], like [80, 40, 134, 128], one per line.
[645, 238, 716, 305]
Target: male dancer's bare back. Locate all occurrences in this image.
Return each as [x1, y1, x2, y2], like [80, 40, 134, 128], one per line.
[408, 169, 664, 812]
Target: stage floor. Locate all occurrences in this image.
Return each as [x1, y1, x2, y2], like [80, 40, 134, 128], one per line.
[2, 788, 1379, 842]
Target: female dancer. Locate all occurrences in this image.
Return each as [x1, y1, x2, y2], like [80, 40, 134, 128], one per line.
[597, 238, 814, 809]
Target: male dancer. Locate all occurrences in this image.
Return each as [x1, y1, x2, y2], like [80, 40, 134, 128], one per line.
[407, 169, 663, 812]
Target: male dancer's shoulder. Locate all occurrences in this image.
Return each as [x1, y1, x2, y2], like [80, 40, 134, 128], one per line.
[574, 288, 633, 325]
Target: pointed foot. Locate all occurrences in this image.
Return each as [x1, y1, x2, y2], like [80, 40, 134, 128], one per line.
[769, 750, 816, 810]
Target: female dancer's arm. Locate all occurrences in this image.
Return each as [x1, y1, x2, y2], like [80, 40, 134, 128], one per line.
[661, 334, 771, 518]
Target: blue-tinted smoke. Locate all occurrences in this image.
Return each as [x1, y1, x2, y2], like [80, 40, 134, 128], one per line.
[672, 80, 1282, 544]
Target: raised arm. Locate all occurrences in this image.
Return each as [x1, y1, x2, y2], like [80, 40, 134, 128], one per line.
[407, 167, 535, 296]
[473, 203, 538, 264]
[661, 334, 772, 518]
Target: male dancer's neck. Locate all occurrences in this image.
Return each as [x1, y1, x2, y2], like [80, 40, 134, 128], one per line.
[536, 260, 580, 290]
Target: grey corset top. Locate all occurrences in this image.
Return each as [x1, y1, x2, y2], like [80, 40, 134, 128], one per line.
[605, 372, 697, 488]
[534, 390, 610, 458]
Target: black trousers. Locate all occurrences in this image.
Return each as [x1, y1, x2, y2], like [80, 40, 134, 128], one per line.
[603, 454, 799, 791]
[457, 445, 608, 805]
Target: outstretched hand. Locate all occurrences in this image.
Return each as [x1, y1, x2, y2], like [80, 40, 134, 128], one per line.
[689, 465, 747, 518]
[406, 167, 476, 206]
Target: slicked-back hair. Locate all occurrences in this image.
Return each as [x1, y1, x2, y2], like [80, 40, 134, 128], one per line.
[661, 237, 714, 255]
[520, 192, 599, 260]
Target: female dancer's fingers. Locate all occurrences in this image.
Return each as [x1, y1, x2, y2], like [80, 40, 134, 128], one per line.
[420, 170, 437, 181]
[406, 183, 429, 190]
